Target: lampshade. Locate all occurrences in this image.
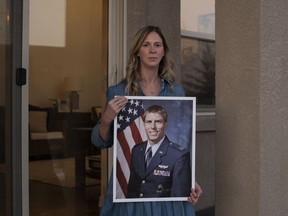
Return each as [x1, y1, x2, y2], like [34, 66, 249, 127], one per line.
[63, 76, 83, 92]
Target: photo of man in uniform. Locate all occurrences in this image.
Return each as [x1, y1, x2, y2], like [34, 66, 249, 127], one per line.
[127, 105, 191, 198]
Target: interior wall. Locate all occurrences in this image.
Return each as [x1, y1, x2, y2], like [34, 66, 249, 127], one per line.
[29, 0, 103, 112]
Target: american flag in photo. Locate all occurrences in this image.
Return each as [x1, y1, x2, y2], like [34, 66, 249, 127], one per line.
[116, 99, 147, 198]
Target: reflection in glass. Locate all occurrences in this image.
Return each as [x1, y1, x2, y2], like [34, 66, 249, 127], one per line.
[181, 37, 215, 105]
[28, 1, 105, 214]
[0, 0, 11, 213]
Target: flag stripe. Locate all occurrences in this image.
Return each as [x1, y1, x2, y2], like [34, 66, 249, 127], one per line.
[116, 158, 128, 197]
[116, 139, 130, 183]
[116, 99, 145, 198]
[117, 132, 131, 166]
[130, 120, 144, 144]
[137, 117, 147, 142]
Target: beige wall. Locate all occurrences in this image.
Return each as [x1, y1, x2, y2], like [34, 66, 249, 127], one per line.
[195, 114, 216, 211]
[29, 0, 103, 112]
[216, 0, 288, 215]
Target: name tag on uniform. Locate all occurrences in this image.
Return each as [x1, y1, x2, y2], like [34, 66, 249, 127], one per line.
[153, 169, 170, 177]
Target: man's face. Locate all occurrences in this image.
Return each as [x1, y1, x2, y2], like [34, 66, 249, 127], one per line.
[144, 112, 167, 144]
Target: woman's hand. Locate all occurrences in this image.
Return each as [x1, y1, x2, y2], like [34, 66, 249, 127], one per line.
[187, 182, 203, 205]
[102, 96, 128, 123]
[99, 96, 128, 141]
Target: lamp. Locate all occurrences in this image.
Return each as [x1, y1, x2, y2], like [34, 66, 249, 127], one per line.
[63, 76, 83, 112]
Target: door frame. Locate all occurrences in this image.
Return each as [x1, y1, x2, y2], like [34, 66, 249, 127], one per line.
[7, 0, 29, 215]
[98, 0, 127, 205]
[107, 0, 127, 183]
[20, 0, 29, 215]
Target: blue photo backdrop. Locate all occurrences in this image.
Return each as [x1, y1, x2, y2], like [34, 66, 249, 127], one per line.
[142, 97, 194, 152]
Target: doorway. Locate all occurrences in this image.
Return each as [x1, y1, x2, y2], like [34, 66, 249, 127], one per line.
[28, 0, 108, 215]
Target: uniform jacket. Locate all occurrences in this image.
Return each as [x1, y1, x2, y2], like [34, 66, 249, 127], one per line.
[127, 136, 191, 198]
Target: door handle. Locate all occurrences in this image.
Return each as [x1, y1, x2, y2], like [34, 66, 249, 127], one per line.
[16, 68, 27, 86]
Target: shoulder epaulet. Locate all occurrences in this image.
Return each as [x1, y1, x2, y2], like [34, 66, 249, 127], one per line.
[169, 142, 186, 151]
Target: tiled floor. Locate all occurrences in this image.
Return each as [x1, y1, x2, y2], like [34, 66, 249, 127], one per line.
[29, 181, 101, 216]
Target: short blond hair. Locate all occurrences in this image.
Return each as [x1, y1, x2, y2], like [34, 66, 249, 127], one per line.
[143, 105, 168, 122]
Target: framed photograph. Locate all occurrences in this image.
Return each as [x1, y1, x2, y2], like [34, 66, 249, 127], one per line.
[113, 96, 196, 203]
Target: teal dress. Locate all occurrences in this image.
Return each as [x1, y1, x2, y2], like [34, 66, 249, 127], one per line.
[91, 80, 196, 216]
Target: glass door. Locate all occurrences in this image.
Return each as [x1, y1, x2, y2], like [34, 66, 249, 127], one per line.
[0, 0, 29, 215]
[28, 0, 108, 215]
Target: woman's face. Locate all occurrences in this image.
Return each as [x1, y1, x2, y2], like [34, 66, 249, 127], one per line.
[138, 32, 165, 69]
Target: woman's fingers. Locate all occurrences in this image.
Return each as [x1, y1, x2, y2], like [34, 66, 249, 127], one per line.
[104, 96, 128, 122]
[112, 96, 128, 111]
[187, 182, 203, 205]
[110, 96, 128, 111]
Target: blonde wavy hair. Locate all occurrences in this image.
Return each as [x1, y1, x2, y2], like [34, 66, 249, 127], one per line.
[124, 26, 175, 95]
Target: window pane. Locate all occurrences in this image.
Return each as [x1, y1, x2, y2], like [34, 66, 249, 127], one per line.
[180, 37, 215, 105]
[28, 0, 105, 215]
[181, 0, 215, 35]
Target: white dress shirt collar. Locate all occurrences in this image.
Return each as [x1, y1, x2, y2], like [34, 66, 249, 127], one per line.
[146, 136, 165, 157]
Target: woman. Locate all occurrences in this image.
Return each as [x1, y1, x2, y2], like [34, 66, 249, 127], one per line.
[91, 25, 202, 216]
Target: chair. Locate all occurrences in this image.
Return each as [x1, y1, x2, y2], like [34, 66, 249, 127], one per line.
[86, 155, 101, 179]
[29, 105, 66, 159]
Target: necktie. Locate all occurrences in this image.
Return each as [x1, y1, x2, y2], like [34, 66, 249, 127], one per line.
[145, 147, 152, 168]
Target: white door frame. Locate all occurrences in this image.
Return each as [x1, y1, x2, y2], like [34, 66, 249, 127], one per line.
[107, 0, 127, 178]
[108, 0, 127, 86]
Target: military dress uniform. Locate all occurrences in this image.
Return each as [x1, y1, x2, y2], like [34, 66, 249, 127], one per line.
[127, 136, 191, 198]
